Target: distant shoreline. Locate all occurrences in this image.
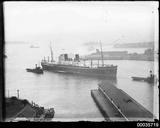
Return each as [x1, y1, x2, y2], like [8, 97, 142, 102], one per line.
[114, 42, 154, 48]
[5, 41, 29, 44]
[83, 58, 154, 62]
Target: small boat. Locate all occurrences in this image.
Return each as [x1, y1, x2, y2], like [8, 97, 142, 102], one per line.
[30, 45, 39, 48]
[131, 71, 154, 83]
[26, 64, 43, 74]
[44, 108, 55, 119]
[131, 76, 154, 83]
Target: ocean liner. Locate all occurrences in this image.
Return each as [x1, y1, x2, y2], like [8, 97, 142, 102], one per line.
[41, 43, 117, 78]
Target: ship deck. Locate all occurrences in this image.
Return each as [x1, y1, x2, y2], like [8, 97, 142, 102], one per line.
[41, 61, 117, 69]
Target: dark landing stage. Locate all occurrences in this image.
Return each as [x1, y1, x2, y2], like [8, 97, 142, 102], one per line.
[91, 81, 154, 121]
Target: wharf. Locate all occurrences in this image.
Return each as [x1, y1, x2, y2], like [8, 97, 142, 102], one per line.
[91, 90, 126, 121]
[91, 81, 154, 121]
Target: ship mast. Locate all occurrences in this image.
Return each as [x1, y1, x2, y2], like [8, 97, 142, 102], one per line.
[50, 42, 54, 62]
[100, 41, 104, 67]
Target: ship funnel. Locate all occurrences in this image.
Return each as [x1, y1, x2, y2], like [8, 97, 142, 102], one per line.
[64, 54, 68, 61]
[74, 54, 80, 61]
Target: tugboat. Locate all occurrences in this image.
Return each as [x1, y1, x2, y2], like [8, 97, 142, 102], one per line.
[26, 64, 43, 74]
[131, 71, 155, 83]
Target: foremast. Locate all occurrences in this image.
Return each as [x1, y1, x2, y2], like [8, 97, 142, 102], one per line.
[50, 42, 54, 62]
[100, 41, 104, 67]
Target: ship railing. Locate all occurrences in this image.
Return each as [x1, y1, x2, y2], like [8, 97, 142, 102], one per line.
[87, 64, 116, 68]
[102, 64, 116, 67]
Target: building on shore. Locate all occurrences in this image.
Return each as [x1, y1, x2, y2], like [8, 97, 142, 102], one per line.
[84, 48, 154, 61]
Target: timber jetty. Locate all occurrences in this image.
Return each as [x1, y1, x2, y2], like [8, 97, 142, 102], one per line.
[91, 81, 154, 121]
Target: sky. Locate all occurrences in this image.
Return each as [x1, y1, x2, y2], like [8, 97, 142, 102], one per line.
[4, 1, 158, 54]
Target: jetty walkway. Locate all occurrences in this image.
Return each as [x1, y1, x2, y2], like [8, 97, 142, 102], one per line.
[91, 81, 154, 121]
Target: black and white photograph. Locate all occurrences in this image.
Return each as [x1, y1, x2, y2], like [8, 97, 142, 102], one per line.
[2, 1, 159, 122]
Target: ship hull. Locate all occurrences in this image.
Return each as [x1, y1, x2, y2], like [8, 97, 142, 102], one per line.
[26, 68, 43, 74]
[41, 62, 117, 78]
[131, 76, 154, 83]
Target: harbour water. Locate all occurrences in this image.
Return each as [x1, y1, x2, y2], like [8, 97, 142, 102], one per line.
[5, 43, 158, 121]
